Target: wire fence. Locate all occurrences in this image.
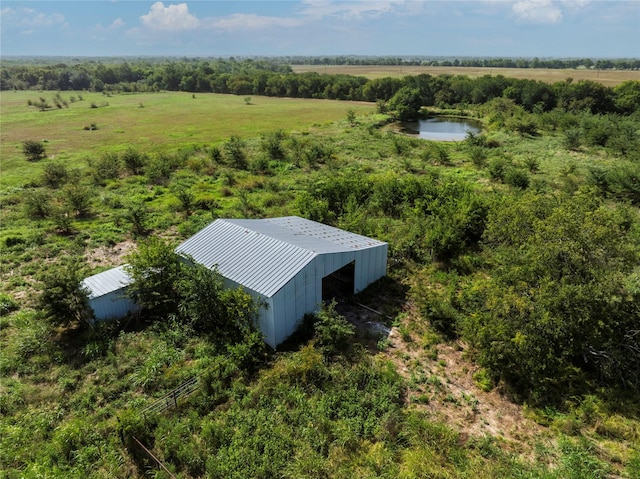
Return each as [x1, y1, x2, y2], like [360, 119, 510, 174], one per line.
[140, 376, 200, 419]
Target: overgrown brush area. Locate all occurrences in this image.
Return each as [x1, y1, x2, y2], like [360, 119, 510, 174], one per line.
[1, 67, 640, 478]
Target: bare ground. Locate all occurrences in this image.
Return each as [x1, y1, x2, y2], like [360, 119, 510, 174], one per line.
[85, 239, 136, 268]
[344, 299, 554, 461]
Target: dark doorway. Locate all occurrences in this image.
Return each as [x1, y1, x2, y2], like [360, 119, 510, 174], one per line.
[322, 261, 355, 302]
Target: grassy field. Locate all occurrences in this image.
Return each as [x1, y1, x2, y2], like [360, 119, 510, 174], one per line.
[291, 65, 640, 86]
[0, 91, 373, 187]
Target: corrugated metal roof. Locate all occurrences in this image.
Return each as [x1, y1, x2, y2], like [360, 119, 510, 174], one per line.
[227, 216, 386, 253]
[175, 216, 386, 298]
[82, 265, 133, 299]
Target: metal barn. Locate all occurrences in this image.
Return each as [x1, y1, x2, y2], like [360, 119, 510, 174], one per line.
[176, 216, 388, 348]
[82, 265, 138, 321]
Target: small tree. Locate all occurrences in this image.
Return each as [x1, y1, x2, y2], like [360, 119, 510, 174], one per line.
[174, 186, 195, 217]
[346, 109, 356, 125]
[122, 147, 146, 176]
[260, 130, 286, 161]
[125, 238, 184, 319]
[312, 300, 355, 359]
[41, 161, 69, 188]
[224, 135, 248, 170]
[388, 86, 423, 121]
[37, 258, 91, 326]
[63, 184, 92, 217]
[176, 263, 256, 341]
[91, 152, 121, 185]
[123, 201, 150, 237]
[24, 189, 52, 219]
[23, 140, 46, 161]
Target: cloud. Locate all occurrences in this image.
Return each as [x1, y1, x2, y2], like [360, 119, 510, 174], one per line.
[207, 14, 302, 32]
[1, 6, 67, 30]
[137, 2, 303, 34]
[512, 0, 563, 24]
[109, 18, 126, 29]
[299, 1, 411, 20]
[140, 2, 199, 31]
[94, 17, 126, 36]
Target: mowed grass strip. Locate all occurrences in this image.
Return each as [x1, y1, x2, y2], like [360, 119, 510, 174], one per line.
[291, 65, 640, 86]
[0, 91, 374, 187]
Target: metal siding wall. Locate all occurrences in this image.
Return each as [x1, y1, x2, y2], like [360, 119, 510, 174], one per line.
[222, 277, 275, 348]
[272, 290, 288, 346]
[293, 271, 306, 336]
[90, 290, 137, 321]
[261, 297, 276, 349]
[320, 251, 354, 278]
[354, 244, 387, 293]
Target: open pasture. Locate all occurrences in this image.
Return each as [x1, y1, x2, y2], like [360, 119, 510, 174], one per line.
[292, 64, 640, 86]
[0, 91, 374, 187]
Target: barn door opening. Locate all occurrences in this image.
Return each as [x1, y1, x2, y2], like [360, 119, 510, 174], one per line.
[322, 261, 355, 302]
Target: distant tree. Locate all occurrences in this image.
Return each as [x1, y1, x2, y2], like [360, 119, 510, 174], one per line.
[614, 80, 640, 115]
[388, 86, 423, 121]
[23, 140, 46, 161]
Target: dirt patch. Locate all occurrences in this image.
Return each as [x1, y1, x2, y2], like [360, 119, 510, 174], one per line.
[85, 239, 136, 268]
[347, 299, 554, 460]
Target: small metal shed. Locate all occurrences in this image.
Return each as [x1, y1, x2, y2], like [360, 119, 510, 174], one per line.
[82, 265, 137, 321]
[176, 216, 388, 348]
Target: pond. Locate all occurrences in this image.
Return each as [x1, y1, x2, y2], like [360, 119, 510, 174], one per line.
[401, 117, 482, 141]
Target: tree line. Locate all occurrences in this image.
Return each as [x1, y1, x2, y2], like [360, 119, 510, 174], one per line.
[285, 55, 640, 70]
[2, 59, 639, 116]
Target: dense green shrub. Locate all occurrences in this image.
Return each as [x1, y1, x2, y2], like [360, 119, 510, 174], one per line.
[23, 189, 52, 218]
[504, 168, 530, 189]
[22, 140, 46, 161]
[461, 191, 640, 403]
[311, 300, 355, 359]
[224, 135, 248, 169]
[41, 161, 69, 188]
[487, 156, 510, 181]
[122, 147, 146, 175]
[91, 152, 121, 185]
[37, 258, 91, 326]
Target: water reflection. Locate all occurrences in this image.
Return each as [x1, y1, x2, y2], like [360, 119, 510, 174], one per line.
[401, 117, 482, 141]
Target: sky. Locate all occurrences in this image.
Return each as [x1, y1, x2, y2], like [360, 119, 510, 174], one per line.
[1, 1, 639, 58]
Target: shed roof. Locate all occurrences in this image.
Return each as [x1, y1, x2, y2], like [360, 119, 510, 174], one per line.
[82, 265, 133, 300]
[176, 216, 386, 298]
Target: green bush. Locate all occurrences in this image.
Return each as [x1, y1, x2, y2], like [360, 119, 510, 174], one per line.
[41, 161, 69, 188]
[91, 152, 121, 185]
[488, 157, 510, 181]
[312, 300, 355, 359]
[504, 168, 530, 189]
[22, 140, 46, 161]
